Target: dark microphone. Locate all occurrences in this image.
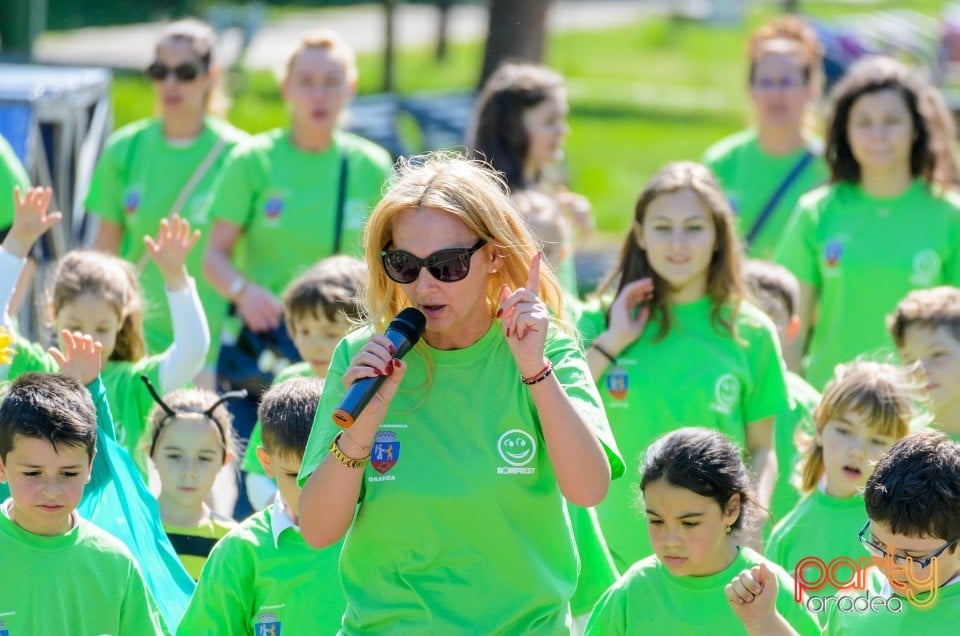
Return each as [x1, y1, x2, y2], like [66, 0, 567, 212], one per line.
[332, 307, 426, 428]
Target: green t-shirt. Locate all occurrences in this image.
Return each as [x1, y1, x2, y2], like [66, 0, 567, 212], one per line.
[767, 490, 884, 598]
[0, 511, 169, 635]
[770, 371, 821, 524]
[776, 180, 960, 389]
[569, 503, 620, 617]
[85, 117, 248, 363]
[208, 128, 393, 297]
[298, 323, 623, 635]
[579, 297, 789, 571]
[822, 577, 960, 634]
[0, 133, 30, 231]
[585, 547, 820, 636]
[241, 361, 316, 475]
[703, 129, 828, 259]
[178, 504, 346, 636]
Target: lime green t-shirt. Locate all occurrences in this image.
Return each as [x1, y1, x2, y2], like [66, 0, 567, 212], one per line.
[703, 129, 828, 259]
[208, 128, 392, 298]
[579, 297, 789, 571]
[178, 504, 346, 636]
[0, 511, 170, 635]
[164, 516, 236, 581]
[85, 117, 248, 363]
[767, 490, 884, 599]
[585, 547, 820, 636]
[822, 577, 960, 634]
[0, 133, 30, 231]
[1, 333, 59, 381]
[241, 361, 317, 475]
[770, 371, 821, 524]
[298, 322, 623, 635]
[569, 503, 620, 617]
[776, 180, 960, 389]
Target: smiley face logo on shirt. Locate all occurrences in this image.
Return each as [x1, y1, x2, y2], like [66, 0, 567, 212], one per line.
[910, 250, 941, 286]
[497, 429, 537, 467]
[711, 373, 741, 415]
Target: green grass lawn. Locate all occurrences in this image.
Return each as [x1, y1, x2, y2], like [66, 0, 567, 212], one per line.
[109, 1, 950, 239]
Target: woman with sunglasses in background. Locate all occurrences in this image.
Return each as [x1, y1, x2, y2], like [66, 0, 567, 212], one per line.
[298, 152, 622, 634]
[87, 19, 248, 388]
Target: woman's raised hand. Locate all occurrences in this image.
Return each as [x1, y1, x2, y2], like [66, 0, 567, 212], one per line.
[144, 214, 199, 291]
[341, 333, 407, 415]
[498, 253, 551, 379]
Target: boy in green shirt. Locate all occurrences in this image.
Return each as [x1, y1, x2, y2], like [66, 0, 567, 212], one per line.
[0, 371, 168, 635]
[241, 254, 366, 510]
[822, 430, 960, 632]
[743, 259, 821, 523]
[888, 286, 960, 442]
[179, 376, 346, 635]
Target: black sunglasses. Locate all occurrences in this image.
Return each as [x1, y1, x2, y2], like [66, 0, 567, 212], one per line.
[381, 239, 487, 284]
[146, 61, 202, 82]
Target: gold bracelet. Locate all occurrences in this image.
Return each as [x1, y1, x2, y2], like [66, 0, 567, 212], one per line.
[329, 432, 370, 469]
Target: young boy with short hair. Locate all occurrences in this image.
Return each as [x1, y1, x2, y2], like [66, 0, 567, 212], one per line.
[179, 376, 347, 635]
[822, 429, 960, 632]
[242, 255, 366, 509]
[0, 372, 169, 634]
[888, 286, 960, 441]
[744, 259, 822, 522]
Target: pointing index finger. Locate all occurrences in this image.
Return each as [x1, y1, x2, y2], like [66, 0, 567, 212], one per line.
[526, 252, 541, 297]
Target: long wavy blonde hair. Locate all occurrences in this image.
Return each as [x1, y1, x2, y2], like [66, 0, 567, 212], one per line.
[362, 152, 565, 333]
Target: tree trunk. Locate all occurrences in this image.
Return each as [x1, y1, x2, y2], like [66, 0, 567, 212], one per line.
[478, 0, 552, 89]
[783, 0, 799, 13]
[382, 0, 398, 93]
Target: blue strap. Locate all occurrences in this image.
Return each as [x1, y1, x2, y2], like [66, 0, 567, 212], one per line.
[745, 150, 815, 247]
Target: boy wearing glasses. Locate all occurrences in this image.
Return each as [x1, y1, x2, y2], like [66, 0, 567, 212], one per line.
[824, 430, 960, 632]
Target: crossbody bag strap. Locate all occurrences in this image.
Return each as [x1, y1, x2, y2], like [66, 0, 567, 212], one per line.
[332, 150, 350, 254]
[745, 149, 815, 247]
[136, 134, 229, 273]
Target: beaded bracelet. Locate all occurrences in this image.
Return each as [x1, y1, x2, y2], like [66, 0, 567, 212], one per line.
[521, 362, 554, 386]
[329, 432, 370, 469]
[591, 342, 618, 364]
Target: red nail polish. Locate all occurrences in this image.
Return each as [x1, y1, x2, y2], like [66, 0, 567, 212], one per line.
[505, 327, 511, 338]
[495, 308, 503, 318]
[374, 368, 382, 376]
[388, 344, 396, 355]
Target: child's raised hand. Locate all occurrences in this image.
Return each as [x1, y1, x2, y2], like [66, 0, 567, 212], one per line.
[143, 215, 199, 291]
[498, 252, 551, 380]
[49, 330, 103, 386]
[725, 563, 782, 631]
[4, 187, 62, 258]
[604, 277, 653, 351]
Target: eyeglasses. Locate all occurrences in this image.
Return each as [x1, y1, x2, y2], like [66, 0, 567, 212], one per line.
[858, 520, 959, 570]
[146, 61, 202, 82]
[381, 239, 487, 284]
